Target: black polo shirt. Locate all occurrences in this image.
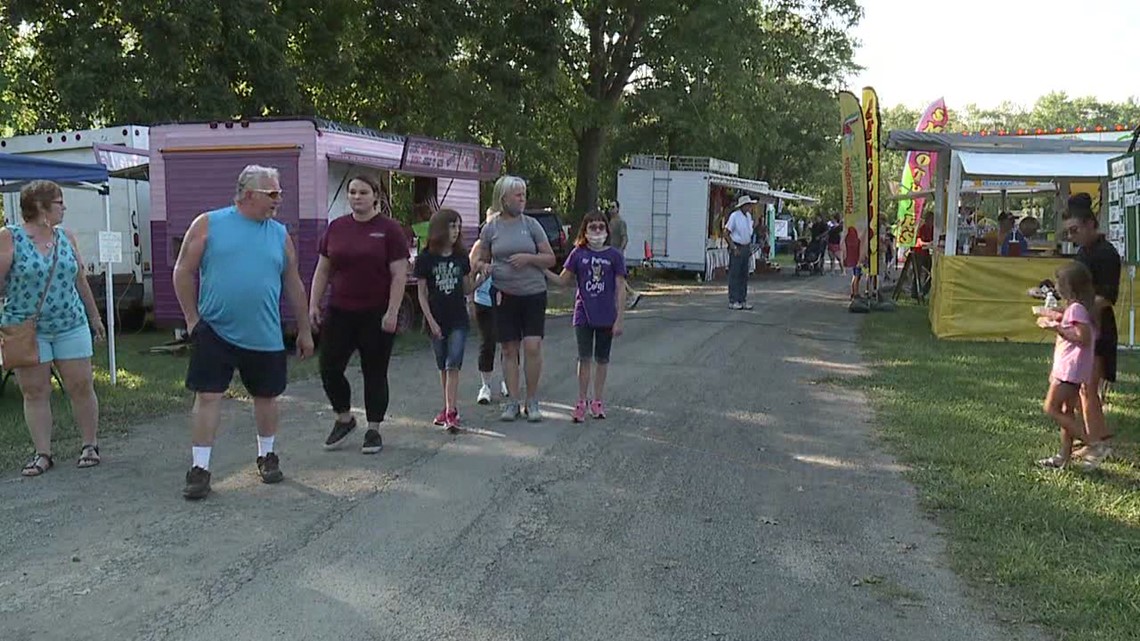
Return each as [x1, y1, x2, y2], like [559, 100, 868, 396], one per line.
[1075, 235, 1121, 305]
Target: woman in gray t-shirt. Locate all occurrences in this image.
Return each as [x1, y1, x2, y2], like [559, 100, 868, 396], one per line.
[470, 175, 556, 422]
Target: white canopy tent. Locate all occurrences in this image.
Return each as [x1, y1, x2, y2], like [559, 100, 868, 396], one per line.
[885, 131, 1134, 257]
[943, 151, 1117, 256]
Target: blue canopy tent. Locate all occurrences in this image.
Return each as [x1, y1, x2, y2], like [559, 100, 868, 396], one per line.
[0, 152, 121, 385]
[0, 152, 109, 191]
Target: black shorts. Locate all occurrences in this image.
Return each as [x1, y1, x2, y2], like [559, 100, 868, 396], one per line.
[575, 325, 614, 364]
[185, 321, 287, 398]
[496, 291, 547, 343]
[1096, 309, 1118, 383]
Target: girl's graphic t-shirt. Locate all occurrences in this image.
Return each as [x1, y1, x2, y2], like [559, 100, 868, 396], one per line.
[1052, 301, 1096, 384]
[414, 251, 471, 333]
[564, 246, 627, 328]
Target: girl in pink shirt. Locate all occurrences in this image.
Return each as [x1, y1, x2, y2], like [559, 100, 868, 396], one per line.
[1035, 262, 1098, 468]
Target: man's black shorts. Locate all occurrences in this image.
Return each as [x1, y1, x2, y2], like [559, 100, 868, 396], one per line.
[495, 291, 547, 343]
[185, 321, 287, 398]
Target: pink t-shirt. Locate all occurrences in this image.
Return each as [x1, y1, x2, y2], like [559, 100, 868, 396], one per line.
[1051, 302, 1096, 385]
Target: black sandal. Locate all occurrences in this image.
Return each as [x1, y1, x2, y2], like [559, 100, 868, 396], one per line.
[21, 453, 54, 477]
[77, 444, 100, 469]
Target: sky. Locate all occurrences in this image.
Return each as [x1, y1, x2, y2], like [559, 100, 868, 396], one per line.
[848, 0, 1140, 110]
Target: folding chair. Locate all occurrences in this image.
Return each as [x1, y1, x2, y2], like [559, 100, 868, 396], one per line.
[0, 366, 66, 397]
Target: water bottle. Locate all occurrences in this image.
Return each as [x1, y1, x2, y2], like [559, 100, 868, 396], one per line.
[1044, 291, 1059, 310]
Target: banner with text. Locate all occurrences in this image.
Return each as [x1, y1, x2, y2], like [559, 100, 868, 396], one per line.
[863, 87, 881, 277]
[839, 91, 869, 269]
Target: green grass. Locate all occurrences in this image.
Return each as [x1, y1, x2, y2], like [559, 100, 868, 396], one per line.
[855, 304, 1140, 640]
[0, 330, 427, 469]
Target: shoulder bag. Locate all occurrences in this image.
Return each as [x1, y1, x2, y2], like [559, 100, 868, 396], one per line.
[0, 232, 61, 369]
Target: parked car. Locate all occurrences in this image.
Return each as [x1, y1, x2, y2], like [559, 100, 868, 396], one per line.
[525, 207, 570, 267]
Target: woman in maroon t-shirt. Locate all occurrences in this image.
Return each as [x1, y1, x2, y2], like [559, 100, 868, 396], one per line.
[308, 175, 409, 454]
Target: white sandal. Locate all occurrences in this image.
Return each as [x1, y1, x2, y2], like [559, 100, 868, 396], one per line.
[1036, 454, 1067, 469]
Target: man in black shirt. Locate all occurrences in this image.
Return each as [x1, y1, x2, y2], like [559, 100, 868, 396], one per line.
[1063, 193, 1120, 462]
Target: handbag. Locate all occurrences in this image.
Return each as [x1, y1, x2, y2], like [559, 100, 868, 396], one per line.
[0, 232, 61, 369]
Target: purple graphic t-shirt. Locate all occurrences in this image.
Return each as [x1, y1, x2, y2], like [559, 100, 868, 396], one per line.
[564, 246, 627, 327]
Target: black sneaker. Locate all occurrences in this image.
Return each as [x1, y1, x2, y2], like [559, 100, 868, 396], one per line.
[324, 416, 357, 450]
[257, 452, 284, 484]
[183, 466, 212, 500]
[362, 429, 383, 454]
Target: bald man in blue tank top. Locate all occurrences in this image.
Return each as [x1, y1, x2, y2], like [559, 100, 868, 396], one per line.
[173, 165, 314, 500]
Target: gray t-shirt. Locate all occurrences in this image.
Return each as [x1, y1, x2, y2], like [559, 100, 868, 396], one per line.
[610, 217, 628, 250]
[478, 214, 549, 296]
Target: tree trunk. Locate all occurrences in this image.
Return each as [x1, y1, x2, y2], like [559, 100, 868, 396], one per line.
[572, 125, 605, 218]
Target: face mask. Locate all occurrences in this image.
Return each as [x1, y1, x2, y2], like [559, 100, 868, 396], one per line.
[503, 202, 524, 216]
[586, 232, 607, 248]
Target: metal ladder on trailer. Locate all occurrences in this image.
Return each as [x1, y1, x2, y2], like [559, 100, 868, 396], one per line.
[650, 163, 670, 259]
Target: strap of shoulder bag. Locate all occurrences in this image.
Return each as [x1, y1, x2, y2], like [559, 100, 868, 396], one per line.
[31, 229, 62, 321]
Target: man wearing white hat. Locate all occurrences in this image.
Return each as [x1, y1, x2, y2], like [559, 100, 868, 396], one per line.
[723, 194, 760, 310]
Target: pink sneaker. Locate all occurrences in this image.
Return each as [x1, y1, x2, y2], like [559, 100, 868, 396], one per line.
[571, 400, 587, 423]
[445, 409, 461, 433]
[589, 399, 606, 419]
[433, 409, 448, 426]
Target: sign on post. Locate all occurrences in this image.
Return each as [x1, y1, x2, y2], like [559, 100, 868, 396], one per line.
[97, 231, 122, 385]
[98, 231, 123, 264]
[1107, 152, 1140, 347]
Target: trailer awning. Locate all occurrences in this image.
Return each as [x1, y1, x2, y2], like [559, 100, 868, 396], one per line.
[708, 174, 772, 195]
[328, 150, 403, 171]
[93, 143, 150, 180]
[957, 151, 1113, 180]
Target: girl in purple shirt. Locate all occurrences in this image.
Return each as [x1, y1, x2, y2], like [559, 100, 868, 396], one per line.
[545, 210, 628, 423]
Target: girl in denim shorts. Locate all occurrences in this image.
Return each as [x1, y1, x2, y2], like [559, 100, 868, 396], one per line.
[415, 209, 475, 433]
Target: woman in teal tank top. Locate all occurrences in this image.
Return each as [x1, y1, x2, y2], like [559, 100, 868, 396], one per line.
[0, 180, 106, 476]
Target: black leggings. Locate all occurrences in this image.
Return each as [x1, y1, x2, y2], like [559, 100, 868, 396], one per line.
[319, 307, 396, 423]
[474, 302, 497, 373]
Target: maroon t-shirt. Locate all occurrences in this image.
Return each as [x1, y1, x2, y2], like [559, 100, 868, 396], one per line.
[318, 214, 410, 311]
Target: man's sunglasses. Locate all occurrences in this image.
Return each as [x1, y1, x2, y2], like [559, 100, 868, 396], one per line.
[252, 189, 284, 199]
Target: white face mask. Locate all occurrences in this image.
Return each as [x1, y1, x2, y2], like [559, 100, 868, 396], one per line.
[586, 232, 607, 248]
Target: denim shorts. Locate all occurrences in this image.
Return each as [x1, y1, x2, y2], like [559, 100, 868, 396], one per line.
[37, 323, 94, 363]
[432, 326, 469, 371]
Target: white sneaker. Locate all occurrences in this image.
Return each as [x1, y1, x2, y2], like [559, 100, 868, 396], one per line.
[729, 302, 743, 310]
[477, 384, 492, 405]
[500, 380, 510, 398]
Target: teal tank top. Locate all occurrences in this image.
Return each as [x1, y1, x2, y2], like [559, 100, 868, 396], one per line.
[1, 226, 86, 334]
[198, 206, 286, 351]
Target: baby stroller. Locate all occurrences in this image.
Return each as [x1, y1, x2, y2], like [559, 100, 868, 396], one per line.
[794, 236, 827, 275]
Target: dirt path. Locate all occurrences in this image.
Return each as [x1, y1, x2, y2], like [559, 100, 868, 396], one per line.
[0, 274, 1040, 641]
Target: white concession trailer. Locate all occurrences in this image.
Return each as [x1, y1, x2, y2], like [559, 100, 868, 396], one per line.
[616, 155, 777, 279]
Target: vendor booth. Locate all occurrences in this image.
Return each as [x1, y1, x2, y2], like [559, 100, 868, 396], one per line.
[885, 131, 1137, 342]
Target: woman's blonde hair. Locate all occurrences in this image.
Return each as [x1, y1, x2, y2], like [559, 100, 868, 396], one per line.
[489, 175, 526, 216]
